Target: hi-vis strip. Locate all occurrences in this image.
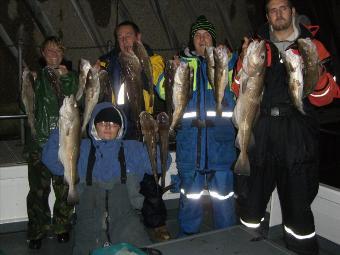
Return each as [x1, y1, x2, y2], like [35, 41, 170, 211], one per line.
[206, 111, 233, 117]
[309, 87, 330, 98]
[210, 191, 234, 200]
[284, 226, 316, 240]
[181, 189, 234, 200]
[180, 189, 204, 199]
[183, 111, 233, 118]
[240, 217, 264, 228]
[117, 83, 125, 105]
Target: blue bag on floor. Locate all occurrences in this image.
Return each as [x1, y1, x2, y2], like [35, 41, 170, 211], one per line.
[90, 243, 146, 255]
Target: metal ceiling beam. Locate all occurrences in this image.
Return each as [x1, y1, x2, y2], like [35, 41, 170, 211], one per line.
[23, 0, 57, 37]
[70, 0, 106, 54]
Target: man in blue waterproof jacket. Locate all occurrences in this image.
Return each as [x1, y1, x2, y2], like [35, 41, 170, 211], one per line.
[157, 15, 238, 236]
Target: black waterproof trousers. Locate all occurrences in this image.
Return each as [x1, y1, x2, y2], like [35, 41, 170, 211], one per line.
[235, 107, 319, 255]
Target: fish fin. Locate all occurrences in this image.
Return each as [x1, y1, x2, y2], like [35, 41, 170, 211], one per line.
[298, 105, 306, 115]
[235, 132, 241, 149]
[248, 132, 255, 149]
[234, 152, 251, 176]
[67, 185, 79, 205]
[216, 104, 222, 117]
[81, 128, 88, 138]
[232, 104, 239, 128]
[162, 184, 174, 194]
[188, 67, 194, 100]
[149, 95, 154, 108]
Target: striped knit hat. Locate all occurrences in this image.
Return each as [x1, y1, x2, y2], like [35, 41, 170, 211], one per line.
[191, 15, 216, 44]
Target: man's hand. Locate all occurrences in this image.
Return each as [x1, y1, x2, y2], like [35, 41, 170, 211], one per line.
[173, 55, 180, 68]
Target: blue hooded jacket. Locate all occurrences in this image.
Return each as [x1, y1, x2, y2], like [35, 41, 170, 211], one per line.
[42, 102, 168, 184]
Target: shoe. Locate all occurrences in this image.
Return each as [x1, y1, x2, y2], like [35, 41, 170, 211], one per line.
[56, 232, 70, 243]
[28, 239, 42, 249]
[150, 226, 171, 242]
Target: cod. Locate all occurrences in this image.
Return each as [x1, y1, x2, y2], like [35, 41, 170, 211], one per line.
[140, 111, 159, 184]
[213, 46, 229, 117]
[119, 50, 144, 126]
[133, 41, 154, 108]
[169, 62, 192, 132]
[232, 40, 267, 176]
[59, 95, 80, 205]
[297, 38, 320, 97]
[282, 49, 305, 114]
[21, 68, 36, 137]
[157, 112, 170, 188]
[81, 66, 100, 134]
[76, 58, 91, 102]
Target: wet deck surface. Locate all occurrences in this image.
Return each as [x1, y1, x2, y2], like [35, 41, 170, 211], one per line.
[1, 204, 340, 255]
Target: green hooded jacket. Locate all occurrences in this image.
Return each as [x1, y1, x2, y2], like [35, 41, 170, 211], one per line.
[30, 68, 78, 152]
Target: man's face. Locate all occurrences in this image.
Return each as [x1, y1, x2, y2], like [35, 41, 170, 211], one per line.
[41, 42, 64, 68]
[193, 29, 213, 57]
[266, 0, 295, 32]
[116, 25, 141, 53]
[95, 121, 120, 140]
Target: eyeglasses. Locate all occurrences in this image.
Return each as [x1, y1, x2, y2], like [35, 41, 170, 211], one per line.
[96, 121, 120, 128]
[268, 5, 290, 16]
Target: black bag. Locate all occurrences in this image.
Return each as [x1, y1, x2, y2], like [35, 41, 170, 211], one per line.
[139, 174, 167, 228]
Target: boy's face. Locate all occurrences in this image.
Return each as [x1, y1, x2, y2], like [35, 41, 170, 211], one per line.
[193, 29, 213, 57]
[41, 42, 64, 68]
[95, 121, 120, 140]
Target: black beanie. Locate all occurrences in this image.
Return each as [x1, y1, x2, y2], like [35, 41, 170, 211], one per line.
[94, 107, 122, 126]
[191, 15, 216, 45]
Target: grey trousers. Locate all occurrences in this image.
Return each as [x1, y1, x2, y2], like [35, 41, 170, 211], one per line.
[72, 181, 151, 255]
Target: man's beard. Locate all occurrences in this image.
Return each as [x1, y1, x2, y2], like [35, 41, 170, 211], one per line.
[272, 17, 292, 31]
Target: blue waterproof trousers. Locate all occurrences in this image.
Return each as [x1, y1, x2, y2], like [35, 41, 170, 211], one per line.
[178, 170, 236, 235]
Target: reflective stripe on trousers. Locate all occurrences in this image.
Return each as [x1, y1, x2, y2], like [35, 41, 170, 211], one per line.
[240, 218, 316, 240]
[180, 188, 234, 200]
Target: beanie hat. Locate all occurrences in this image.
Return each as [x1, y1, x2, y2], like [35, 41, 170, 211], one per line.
[191, 15, 216, 44]
[94, 107, 122, 126]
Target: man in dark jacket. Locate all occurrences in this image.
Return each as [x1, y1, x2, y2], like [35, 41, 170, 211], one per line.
[232, 0, 340, 254]
[26, 36, 78, 249]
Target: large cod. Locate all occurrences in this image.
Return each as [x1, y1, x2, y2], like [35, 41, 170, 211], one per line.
[59, 95, 80, 205]
[232, 40, 267, 176]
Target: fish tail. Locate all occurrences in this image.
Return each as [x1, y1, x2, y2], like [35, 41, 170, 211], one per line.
[67, 185, 79, 205]
[234, 152, 251, 176]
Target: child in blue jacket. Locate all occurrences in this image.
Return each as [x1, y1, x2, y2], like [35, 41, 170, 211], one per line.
[42, 102, 168, 255]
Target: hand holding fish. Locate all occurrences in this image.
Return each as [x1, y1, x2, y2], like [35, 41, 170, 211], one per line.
[173, 55, 180, 68]
[57, 65, 68, 76]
